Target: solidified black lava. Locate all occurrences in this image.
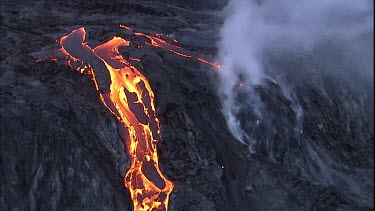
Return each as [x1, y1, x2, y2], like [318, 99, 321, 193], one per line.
[0, 0, 373, 211]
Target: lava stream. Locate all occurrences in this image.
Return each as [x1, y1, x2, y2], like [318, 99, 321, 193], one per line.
[33, 25, 222, 211]
[56, 27, 173, 211]
[119, 24, 222, 69]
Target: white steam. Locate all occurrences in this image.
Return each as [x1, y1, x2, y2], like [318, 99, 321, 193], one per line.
[217, 0, 373, 144]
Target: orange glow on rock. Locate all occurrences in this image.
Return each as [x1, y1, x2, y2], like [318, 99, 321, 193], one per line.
[129, 57, 142, 62]
[197, 57, 222, 69]
[118, 24, 222, 69]
[168, 49, 192, 58]
[119, 24, 133, 31]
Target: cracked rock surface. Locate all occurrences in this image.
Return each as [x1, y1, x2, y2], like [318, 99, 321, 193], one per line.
[1, 0, 373, 211]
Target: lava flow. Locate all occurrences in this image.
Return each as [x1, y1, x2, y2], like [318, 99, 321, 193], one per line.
[50, 27, 173, 211]
[33, 25, 221, 211]
[119, 24, 222, 69]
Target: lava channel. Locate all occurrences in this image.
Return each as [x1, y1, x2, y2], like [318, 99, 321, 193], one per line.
[33, 25, 222, 211]
[46, 27, 174, 211]
[119, 24, 222, 69]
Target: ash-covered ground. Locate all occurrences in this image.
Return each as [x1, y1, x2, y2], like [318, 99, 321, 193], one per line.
[0, 0, 373, 211]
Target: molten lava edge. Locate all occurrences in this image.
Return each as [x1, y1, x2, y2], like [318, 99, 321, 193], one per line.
[58, 27, 174, 211]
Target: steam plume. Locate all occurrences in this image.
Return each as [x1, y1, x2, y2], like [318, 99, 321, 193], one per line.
[216, 0, 374, 146]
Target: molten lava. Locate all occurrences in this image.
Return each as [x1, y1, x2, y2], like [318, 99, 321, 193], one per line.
[34, 25, 221, 211]
[57, 27, 173, 211]
[119, 24, 222, 69]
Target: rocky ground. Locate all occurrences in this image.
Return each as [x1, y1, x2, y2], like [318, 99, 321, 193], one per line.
[0, 0, 373, 211]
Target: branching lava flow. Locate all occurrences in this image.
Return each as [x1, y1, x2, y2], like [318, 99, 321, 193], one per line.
[34, 25, 220, 211]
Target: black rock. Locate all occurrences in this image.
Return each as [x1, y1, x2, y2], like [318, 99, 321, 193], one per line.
[0, 0, 373, 211]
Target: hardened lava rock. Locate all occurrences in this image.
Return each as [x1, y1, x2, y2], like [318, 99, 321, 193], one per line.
[0, 0, 373, 211]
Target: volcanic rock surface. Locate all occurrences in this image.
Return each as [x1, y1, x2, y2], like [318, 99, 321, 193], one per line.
[0, 0, 373, 211]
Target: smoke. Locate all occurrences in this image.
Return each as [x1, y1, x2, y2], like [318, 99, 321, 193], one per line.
[216, 0, 373, 145]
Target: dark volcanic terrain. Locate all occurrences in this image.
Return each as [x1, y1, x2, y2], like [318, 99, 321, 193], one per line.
[0, 0, 373, 211]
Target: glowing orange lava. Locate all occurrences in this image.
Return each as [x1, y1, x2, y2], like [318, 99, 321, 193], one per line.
[119, 24, 222, 69]
[129, 57, 142, 62]
[197, 57, 222, 69]
[51, 27, 173, 211]
[33, 25, 222, 211]
[119, 24, 133, 31]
